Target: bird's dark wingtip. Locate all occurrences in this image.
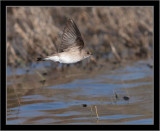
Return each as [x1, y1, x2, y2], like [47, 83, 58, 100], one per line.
[37, 57, 44, 61]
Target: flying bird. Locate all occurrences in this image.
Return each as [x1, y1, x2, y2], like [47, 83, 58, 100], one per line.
[37, 18, 92, 64]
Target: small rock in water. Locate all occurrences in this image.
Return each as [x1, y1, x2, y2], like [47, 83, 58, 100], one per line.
[123, 96, 130, 101]
[82, 104, 87, 107]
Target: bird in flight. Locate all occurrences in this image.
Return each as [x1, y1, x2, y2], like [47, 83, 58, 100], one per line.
[37, 18, 92, 64]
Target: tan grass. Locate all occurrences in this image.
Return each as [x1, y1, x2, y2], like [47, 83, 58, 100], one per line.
[7, 7, 153, 67]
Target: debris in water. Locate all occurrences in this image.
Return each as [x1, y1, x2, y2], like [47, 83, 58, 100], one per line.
[113, 90, 119, 100]
[42, 72, 47, 76]
[39, 80, 46, 85]
[123, 96, 130, 101]
[147, 63, 153, 68]
[82, 104, 87, 107]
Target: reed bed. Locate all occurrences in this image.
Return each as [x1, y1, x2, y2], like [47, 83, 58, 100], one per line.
[7, 7, 153, 67]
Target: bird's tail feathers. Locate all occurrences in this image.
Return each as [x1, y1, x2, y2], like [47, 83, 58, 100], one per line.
[37, 57, 45, 61]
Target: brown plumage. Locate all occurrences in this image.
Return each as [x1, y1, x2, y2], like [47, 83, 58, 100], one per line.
[37, 18, 92, 64]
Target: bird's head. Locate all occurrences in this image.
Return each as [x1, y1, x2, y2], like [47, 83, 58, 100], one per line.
[82, 50, 92, 59]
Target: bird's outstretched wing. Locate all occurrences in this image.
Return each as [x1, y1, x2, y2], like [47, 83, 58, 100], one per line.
[59, 18, 84, 52]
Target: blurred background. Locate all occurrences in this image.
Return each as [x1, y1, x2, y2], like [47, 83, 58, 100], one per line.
[7, 7, 153, 125]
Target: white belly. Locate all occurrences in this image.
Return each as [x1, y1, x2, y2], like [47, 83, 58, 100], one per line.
[44, 52, 85, 64]
[59, 53, 80, 64]
[59, 56, 80, 64]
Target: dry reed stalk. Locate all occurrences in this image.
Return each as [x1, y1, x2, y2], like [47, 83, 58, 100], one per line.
[94, 105, 99, 120]
[109, 42, 121, 62]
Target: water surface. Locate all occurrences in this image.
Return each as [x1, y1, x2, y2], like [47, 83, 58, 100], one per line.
[7, 60, 153, 124]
